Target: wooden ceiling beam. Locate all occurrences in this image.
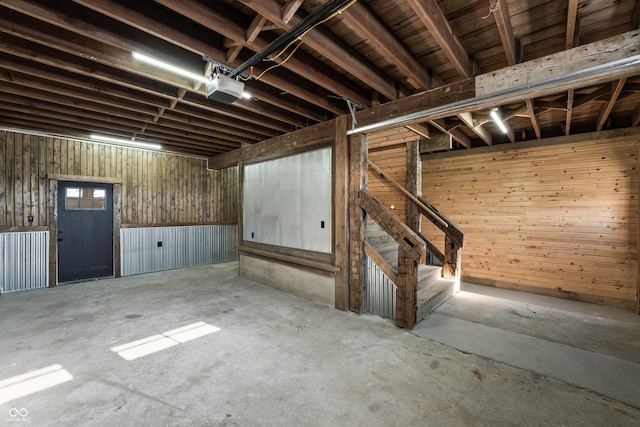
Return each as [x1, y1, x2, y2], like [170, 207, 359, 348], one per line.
[0, 74, 159, 117]
[535, 100, 568, 110]
[2, 0, 326, 125]
[340, 2, 436, 90]
[632, 104, 640, 126]
[0, 55, 167, 109]
[493, 0, 517, 66]
[565, 0, 579, 136]
[353, 30, 640, 134]
[525, 99, 541, 139]
[151, 0, 370, 105]
[73, 0, 344, 115]
[566, 0, 579, 49]
[596, 78, 627, 131]
[565, 89, 574, 136]
[0, 21, 306, 133]
[233, 0, 400, 100]
[573, 85, 610, 108]
[0, 37, 179, 100]
[0, 87, 244, 149]
[281, 0, 303, 24]
[407, 0, 476, 78]
[0, 116, 220, 156]
[0, 97, 150, 132]
[458, 112, 492, 145]
[231, 13, 267, 64]
[0, 16, 196, 90]
[170, 105, 277, 139]
[428, 118, 471, 148]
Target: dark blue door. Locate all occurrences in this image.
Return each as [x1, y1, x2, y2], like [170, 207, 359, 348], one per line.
[57, 181, 113, 283]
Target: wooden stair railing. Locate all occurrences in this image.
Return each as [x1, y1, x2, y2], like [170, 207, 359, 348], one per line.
[368, 160, 464, 279]
[360, 190, 425, 328]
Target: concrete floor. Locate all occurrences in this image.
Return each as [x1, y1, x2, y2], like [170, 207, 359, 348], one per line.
[1, 262, 639, 426]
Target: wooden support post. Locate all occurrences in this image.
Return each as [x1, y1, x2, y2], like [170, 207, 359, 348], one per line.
[334, 115, 350, 311]
[396, 246, 418, 329]
[113, 183, 122, 278]
[348, 130, 368, 313]
[47, 179, 57, 287]
[405, 140, 421, 235]
[443, 235, 461, 280]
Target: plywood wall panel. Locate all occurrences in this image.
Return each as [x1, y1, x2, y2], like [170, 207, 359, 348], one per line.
[422, 132, 639, 309]
[0, 130, 237, 228]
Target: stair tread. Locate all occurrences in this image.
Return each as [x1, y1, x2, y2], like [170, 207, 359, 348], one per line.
[417, 278, 455, 302]
[417, 265, 441, 283]
[415, 277, 456, 324]
[374, 242, 399, 253]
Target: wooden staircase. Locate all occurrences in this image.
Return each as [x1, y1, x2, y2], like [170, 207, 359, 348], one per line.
[366, 220, 456, 325]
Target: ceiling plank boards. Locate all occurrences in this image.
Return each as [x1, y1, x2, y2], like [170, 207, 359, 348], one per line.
[407, 0, 476, 79]
[0, 0, 637, 156]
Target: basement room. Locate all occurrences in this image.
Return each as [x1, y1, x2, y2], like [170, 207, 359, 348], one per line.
[1, 0, 639, 425]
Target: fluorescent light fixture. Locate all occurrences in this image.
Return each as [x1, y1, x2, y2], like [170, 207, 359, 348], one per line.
[490, 108, 509, 134]
[132, 51, 208, 84]
[241, 92, 252, 100]
[90, 134, 162, 150]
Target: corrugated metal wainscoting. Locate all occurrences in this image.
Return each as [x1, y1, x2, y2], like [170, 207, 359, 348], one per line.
[365, 255, 396, 320]
[0, 231, 50, 293]
[120, 225, 238, 276]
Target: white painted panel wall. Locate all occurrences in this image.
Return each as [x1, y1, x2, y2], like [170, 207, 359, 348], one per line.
[243, 147, 332, 253]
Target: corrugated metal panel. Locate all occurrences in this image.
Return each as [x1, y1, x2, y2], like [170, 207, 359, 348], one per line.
[365, 255, 397, 320]
[0, 231, 49, 293]
[121, 225, 238, 276]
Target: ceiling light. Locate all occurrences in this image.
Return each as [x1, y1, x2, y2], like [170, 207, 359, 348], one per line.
[132, 51, 208, 84]
[490, 108, 509, 134]
[90, 134, 162, 150]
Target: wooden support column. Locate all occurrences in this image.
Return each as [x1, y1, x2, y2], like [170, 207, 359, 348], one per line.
[113, 183, 122, 278]
[443, 234, 462, 280]
[47, 179, 58, 287]
[405, 140, 421, 234]
[396, 247, 417, 329]
[348, 131, 368, 313]
[334, 115, 349, 310]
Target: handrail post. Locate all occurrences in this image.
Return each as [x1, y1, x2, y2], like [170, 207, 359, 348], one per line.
[443, 235, 462, 282]
[396, 246, 418, 329]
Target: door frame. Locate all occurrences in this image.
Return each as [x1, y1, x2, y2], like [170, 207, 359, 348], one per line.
[47, 174, 122, 287]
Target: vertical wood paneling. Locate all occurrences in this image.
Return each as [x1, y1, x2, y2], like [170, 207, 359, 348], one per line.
[38, 137, 47, 225]
[422, 131, 640, 309]
[0, 130, 238, 229]
[6, 133, 15, 227]
[0, 131, 5, 227]
[14, 133, 23, 227]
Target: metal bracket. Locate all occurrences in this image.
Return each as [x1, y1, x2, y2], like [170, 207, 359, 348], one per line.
[343, 97, 362, 130]
[202, 55, 249, 79]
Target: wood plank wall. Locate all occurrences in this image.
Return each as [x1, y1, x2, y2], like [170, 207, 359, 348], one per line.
[0, 130, 237, 229]
[368, 128, 421, 223]
[422, 129, 640, 310]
